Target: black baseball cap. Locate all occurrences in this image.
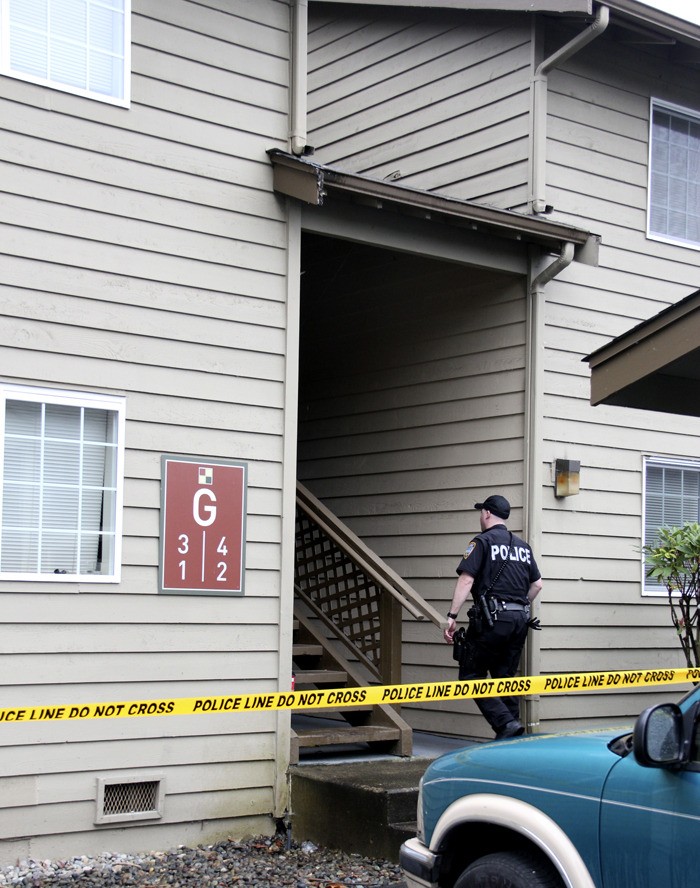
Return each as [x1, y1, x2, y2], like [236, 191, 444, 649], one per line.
[474, 494, 510, 520]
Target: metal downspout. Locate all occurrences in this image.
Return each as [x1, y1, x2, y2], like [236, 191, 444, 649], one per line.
[290, 0, 309, 156]
[531, 5, 609, 213]
[278, 0, 307, 814]
[524, 241, 575, 734]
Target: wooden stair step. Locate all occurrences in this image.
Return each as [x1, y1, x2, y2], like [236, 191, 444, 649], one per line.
[292, 642, 323, 657]
[294, 668, 347, 684]
[293, 724, 401, 748]
[295, 705, 374, 716]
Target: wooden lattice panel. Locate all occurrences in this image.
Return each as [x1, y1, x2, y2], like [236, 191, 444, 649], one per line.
[295, 508, 382, 665]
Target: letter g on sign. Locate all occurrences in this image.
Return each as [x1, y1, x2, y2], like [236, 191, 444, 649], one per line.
[193, 488, 217, 526]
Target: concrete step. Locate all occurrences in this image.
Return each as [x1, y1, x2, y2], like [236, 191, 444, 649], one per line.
[290, 757, 431, 862]
[389, 820, 419, 848]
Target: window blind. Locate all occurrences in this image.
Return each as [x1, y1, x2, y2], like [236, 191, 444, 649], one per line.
[1, 399, 118, 576]
[644, 462, 700, 589]
[650, 102, 700, 246]
[6, 0, 126, 100]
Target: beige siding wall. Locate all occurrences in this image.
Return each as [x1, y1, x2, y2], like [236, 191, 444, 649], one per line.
[0, 0, 291, 861]
[297, 238, 528, 739]
[307, 5, 533, 209]
[536, 24, 700, 729]
[302, 10, 700, 738]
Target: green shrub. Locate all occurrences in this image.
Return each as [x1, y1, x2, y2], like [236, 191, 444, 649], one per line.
[643, 522, 700, 669]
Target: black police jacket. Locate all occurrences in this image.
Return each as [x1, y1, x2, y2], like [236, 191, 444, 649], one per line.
[455, 524, 541, 603]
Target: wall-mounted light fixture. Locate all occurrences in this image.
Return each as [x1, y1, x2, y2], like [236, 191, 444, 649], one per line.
[555, 459, 580, 497]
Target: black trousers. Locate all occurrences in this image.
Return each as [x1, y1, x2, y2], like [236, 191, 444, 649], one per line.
[458, 611, 529, 733]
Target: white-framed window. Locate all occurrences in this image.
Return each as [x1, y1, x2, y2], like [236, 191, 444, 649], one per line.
[0, 385, 125, 582]
[648, 99, 700, 249]
[643, 456, 700, 595]
[0, 0, 130, 106]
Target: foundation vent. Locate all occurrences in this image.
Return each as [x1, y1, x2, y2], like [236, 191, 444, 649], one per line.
[95, 774, 165, 824]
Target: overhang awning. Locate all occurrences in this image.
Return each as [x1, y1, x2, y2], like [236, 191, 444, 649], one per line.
[585, 289, 700, 417]
[268, 150, 600, 265]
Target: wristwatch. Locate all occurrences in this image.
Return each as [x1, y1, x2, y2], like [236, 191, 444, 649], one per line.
[447, 611, 458, 620]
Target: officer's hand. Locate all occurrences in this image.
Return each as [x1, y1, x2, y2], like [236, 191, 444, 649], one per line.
[444, 619, 456, 644]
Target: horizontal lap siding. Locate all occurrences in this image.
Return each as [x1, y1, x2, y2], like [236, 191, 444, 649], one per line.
[308, 7, 532, 208]
[304, 8, 534, 741]
[298, 239, 527, 740]
[0, 0, 290, 859]
[536, 25, 700, 729]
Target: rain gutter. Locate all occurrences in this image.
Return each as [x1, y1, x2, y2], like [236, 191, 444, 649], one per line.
[268, 149, 600, 258]
[531, 5, 609, 213]
[290, 0, 309, 156]
[525, 5, 608, 730]
[524, 242, 576, 735]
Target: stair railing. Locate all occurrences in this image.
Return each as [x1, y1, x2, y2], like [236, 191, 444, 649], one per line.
[295, 482, 445, 687]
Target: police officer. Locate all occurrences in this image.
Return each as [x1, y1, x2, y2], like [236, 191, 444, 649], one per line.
[444, 494, 542, 739]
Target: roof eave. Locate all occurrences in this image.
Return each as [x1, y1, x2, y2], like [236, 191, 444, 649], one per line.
[309, 0, 700, 50]
[311, 0, 591, 10]
[603, 0, 700, 48]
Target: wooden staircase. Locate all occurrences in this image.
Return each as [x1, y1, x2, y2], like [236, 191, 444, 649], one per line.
[291, 609, 411, 762]
[291, 483, 445, 762]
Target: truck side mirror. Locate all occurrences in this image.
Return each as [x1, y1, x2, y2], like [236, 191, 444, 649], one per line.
[633, 703, 684, 768]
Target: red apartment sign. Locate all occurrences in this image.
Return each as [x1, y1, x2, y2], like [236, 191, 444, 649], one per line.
[160, 457, 247, 594]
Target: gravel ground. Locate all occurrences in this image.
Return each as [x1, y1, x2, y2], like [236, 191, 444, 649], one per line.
[0, 835, 407, 887]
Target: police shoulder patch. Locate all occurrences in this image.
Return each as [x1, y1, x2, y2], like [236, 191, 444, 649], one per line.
[463, 541, 476, 559]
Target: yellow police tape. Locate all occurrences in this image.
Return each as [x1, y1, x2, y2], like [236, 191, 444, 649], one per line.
[2, 666, 700, 724]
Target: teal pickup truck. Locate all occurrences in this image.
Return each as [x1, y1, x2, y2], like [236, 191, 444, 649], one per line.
[400, 683, 700, 888]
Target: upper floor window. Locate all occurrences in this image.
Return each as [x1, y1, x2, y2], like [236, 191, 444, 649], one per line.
[0, 0, 130, 105]
[643, 456, 700, 595]
[0, 385, 125, 582]
[649, 100, 700, 249]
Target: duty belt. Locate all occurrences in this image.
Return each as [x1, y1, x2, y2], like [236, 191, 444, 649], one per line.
[491, 599, 529, 612]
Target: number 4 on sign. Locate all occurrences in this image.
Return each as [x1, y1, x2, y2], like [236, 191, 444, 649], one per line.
[217, 537, 228, 556]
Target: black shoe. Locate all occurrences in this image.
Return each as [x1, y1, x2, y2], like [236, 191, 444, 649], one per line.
[495, 720, 525, 740]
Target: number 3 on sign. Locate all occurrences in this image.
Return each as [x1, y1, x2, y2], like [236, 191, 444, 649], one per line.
[178, 534, 189, 580]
